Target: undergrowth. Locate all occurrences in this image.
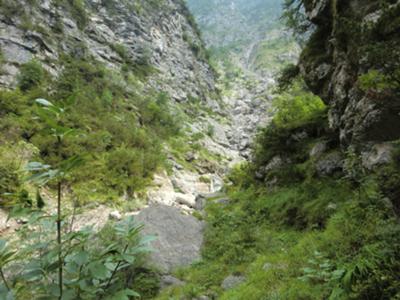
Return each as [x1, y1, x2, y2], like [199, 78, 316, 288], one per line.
[0, 56, 181, 206]
[157, 80, 400, 300]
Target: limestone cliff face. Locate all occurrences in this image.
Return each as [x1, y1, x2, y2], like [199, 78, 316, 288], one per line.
[299, 0, 400, 147]
[0, 0, 219, 107]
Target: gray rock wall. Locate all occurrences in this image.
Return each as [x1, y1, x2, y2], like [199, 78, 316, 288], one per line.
[0, 0, 219, 106]
[299, 0, 400, 147]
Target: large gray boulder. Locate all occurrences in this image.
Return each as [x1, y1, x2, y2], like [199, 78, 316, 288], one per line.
[135, 205, 204, 273]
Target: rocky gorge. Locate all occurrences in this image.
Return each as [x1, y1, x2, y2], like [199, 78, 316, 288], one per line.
[0, 0, 284, 285]
[0, 0, 399, 299]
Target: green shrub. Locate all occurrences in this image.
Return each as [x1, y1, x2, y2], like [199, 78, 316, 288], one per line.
[129, 269, 160, 299]
[0, 0, 27, 22]
[111, 43, 130, 62]
[252, 80, 327, 172]
[17, 60, 45, 91]
[206, 124, 214, 137]
[358, 69, 398, 92]
[69, 0, 88, 29]
[0, 163, 20, 207]
[0, 53, 181, 203]
[277, 63, 300, 91]
[270, 80, 326, 129]
[105, 145, 163, 196]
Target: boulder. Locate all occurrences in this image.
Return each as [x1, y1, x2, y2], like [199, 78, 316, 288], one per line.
[109, 210, 122, 220]
[362, 143, 393, 170]
[315, 151, 344, 176]
[221, 274, 246, 290]
[210, 175, 224, 193]
[265, 155, 285, 172]
[159, 275, 184, 289]
[135, 205, 204, 273]
[194, 194, 207, 210]
[175, 193, 196, 208]
[185, 151, 198, 162]
[310, 141, 328, 158]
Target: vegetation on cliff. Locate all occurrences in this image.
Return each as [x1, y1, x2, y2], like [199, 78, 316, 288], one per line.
[158, 77, 400, 299]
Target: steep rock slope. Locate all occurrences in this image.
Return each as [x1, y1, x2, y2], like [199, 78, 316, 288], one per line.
[300, 0, 400, 146]
[0, 0, 218, 106]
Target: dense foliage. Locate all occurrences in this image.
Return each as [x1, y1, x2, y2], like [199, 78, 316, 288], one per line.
[0, 56, 181, 206]
[0, 100, 160, 299]
[0, 212, 155, 299]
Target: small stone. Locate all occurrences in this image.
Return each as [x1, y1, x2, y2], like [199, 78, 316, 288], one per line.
[17, 218, 28, 224]
[185, 152, 198, 162]
[291, 131, 308, 142]
[175, 193, 196, 208]
[215, 197, 230, 205]
[210, 175, 224, 193]
[310, 141, 328, 158]
[221, 275, 246, 290]
[174, 162, 184, 170]
[160, 275, 184, 289]
[194, 194, 206, 210]
[195, 296, 210, 300]
[362, 143, 393, 170]
[265, 156, 284, 172]
[109, 211, 122, 220]
[263, 263, 273, 271]
[315, 151, 344, 176]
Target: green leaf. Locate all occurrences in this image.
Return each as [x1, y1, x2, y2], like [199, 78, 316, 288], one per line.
[302, 267, 315, 274]
[35, 108, 60, 128]
[105, 262, 117, 271]
[72, 251, 90, 266]
[89, 262, 109, 280]
[121, 254, 135, 264]
[0, 240, 16, 267]
[61, 289, 77, 300]
[107, 289, 140, 300]
[25, 162, 51, 171]
[58, 155, 84, 173]
[26, 169, 61, 185]
[36, 98, 54, 107]
[140, 235, 157, 245]
[7, 205, 32, 220]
